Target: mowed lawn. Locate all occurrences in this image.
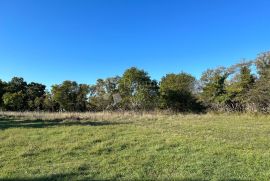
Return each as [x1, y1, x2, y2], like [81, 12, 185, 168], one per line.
[1, 114, 270, 181]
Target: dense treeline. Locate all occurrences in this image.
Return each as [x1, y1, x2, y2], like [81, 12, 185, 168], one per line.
[1, 51, 270, 113]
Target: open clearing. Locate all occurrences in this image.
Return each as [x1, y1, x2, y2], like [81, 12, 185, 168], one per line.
[0, 113, 270, 181]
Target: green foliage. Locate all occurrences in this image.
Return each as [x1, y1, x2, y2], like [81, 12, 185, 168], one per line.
[76, 84, 90, 111]
[199, 62, 258, 112]
[52, 81, 89, 112]
[1, 50, 270, 113]
[5, 77, 27, 93]
[255, 51, 270, 78]
[2, 91, 25, 111]
[246, 56, 270, 112]
[44, 91, 60, 112]
[0, 80, 7, 109]
[119, 67, 159, 110]
[2, 77, 28, 110]
[242, 52, 270, 112]
[225, 65, 255, 111]
[200, 67, 229, 106]
[246, 79, 270, 112]
[27, 82, 46, 99]
[159, 72, 203, 112]
[89, 77, 120, 111]
[52, 81, 79, 111]
[27, 82, 46, 111]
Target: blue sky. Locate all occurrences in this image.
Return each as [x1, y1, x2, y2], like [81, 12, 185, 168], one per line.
[1, 0, 270, 88]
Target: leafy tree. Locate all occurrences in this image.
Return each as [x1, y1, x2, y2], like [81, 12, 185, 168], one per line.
[26, 82, 46, 110]
[27, 82, 46, 98]
[225, 65, 255, 111]
[3, 77, 28, 110]
[238, 66, 255, 91]
[52, 81, 79, 111]
[52, 81, 89, 112]
[44, 91, 60, 112]
[76, 84, 90, 111]
[5, 77, 27, 93]
[119, 67, 159, 110]
[33, 97, 44, 111]
[199, 67, 229, 107]
[246, 52, 270, 112]
[255, 51, 270, 78]
[160, 72, 202, 112]
[2, 91, 25, 111]
[0, 50, 270, 113]
[0, 80, 7, 109]
[89, 77, 120, 111]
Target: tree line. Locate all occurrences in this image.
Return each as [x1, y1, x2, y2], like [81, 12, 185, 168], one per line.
[1, 51, 270, 113]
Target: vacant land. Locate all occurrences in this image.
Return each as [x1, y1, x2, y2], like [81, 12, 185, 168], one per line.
[0, 112, 270, 181]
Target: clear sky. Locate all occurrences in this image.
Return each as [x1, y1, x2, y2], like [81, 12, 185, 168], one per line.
[1, 0, 270, 88]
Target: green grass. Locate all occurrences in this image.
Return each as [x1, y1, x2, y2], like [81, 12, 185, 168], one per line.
[1, 113, 270, 181]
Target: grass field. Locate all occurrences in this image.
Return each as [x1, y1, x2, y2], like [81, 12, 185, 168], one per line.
[1, 112, 270, 181]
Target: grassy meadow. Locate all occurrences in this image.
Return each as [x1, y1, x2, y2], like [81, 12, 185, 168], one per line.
[0, 112, 270, 181]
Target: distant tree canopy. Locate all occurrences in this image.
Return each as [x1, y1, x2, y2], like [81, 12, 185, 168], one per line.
[1, 77, 46, 111]
[1, 51, 270, 113]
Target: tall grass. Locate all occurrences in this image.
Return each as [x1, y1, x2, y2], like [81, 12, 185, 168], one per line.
[0, 111, 173, 121]
[0, 110, 267, 122]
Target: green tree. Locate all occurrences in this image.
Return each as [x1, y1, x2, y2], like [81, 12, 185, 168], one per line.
[89, 77, 120, 111]
[5, 77, 27, 93]
[119, 67, 159, 110]
[0, 80, 7, 109]
[52, 81, 79, 111]
[247, 52, 270, 112]
[255, 51, 270, 78]
[2, 91, 25, 111]
[52, 81, 89, 112]
[44, 91, 60, 112]
[226, 65, 255, 111]
[4, 77, 28, 110]
[76, 84, 90, 111]
[26, 82, 46, 111]
[200, 67, 229, 108]
[159, 72, 202, 112]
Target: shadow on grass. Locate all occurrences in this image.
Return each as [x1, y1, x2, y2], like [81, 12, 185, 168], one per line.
[0, 173, 93, 181]
[0, 117, 130, 130]
[0, 175, 253, 181]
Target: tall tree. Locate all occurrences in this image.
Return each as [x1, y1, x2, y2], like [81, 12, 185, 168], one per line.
[44, 91, 60, 112]
[255, 51, 270, 79]
[3, 77, 28, 110]
[52, 81, 89, 112]
[0, 80, 7, 109]
[2, 91, 25, 111]
[89, 77, 120, 111]
[5, 77, 27, 93]
[26, 82, 46, 110]
[199, 67, 229, 108]
[226, 65, 255, 111]
[52, 81, 79, 111]
[76, 84, 90, 111]
[119, 67, 159, 110]
[247, 52, 270, 112]
[159, 72, 202, 112]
